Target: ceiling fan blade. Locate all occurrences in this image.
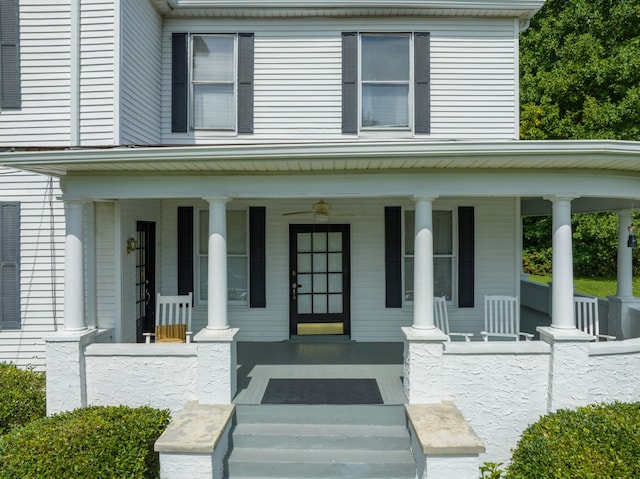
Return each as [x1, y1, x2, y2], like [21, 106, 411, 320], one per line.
[283, 210, 314, 216]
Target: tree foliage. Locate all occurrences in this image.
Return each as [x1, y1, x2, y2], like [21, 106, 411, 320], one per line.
[520, 0, 640, 140]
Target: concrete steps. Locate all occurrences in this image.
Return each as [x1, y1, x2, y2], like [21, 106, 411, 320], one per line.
[224, 405, 416, 479]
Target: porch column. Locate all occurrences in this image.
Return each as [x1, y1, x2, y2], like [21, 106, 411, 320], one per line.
[616, 209, 634, 298]
[206, 197, 229, 330]
[63, 199, 87, 331]
[413, 196, 437, 330]
[548, 196, 576, 330]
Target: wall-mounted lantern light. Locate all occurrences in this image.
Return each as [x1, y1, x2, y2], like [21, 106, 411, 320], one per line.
[126, 236, 137, 254]
[628, 225, 637, 248]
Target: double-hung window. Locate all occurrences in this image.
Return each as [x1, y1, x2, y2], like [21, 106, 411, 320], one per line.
[361, 34, 411, 129]
[404, 210, 454, 302]
[342, 32, 429, 134]
[172, 32, 254, 134]
[192, 35, 236, 130]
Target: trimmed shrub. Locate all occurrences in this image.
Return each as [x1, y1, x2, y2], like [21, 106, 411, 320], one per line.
[0, 405, 171, 479]
[0, 362, 46, 435]
[507, 402, 640, 479]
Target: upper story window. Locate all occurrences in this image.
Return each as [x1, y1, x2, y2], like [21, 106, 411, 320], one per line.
[342, 32, 429, 135]
[361, 34, 411, 129]
[192, 35, 236, 130]
[0, 0, 21, 110]
[172, 32, 254, 134]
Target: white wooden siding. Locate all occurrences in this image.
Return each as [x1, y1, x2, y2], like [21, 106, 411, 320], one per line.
[0, 168, 65, 369]
[162, 16, 518, 144]
[95, 202, 116, 330]
[119, 0, 163, 144]
[159, 196, 516, 342]
[0, 1, 72, 147]
[79, 0, 116, 145]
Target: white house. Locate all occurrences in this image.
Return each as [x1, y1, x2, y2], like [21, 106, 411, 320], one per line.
[3, 0, 640, 475]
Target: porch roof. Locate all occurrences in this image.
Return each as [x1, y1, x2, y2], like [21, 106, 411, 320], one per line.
[2, 140, 640, 178]
[149, 0, 545, 21]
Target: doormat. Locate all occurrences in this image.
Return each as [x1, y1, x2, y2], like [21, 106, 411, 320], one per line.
[261, 378, 383, 405]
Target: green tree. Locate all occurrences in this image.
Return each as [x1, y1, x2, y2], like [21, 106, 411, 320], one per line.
[520, 0, 640, 140]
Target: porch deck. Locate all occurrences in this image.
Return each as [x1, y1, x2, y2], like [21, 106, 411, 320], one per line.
[234, 339, 407, 405]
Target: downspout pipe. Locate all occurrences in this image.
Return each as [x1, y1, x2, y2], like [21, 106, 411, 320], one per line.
[70, 0, 80, 146]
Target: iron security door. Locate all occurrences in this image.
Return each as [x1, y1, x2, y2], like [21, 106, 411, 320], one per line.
[289, 224, 351, 336]
[135, 221, 156, 343]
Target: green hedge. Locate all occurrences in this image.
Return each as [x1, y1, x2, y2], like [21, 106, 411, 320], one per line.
[507, 402, 640, 478]
[0, 363, 46, 435]
[0, 405, 171, 479]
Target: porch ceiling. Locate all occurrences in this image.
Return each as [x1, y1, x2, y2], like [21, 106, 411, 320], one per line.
[149, 0, 544, 20]
[2, 140, 640, 179]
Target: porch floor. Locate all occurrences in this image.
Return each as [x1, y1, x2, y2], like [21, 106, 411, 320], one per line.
[234, 339, 406, 405]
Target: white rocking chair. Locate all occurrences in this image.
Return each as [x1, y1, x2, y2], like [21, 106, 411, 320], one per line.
[481, 295, 533, 341]
[434, 296, 474, 341]
[144, 292, 193, 344]
[574, 296, 616, 341]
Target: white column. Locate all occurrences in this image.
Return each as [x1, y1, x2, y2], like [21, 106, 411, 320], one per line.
[206, 197, 229, 330]
[413, 196, 437, 330]
[616, 209, 634, 298]
[63, 199, 87, 331]
[549, 196, 576, 330]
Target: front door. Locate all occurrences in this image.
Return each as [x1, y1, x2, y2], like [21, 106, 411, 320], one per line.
[289, 224, 351, 336]
[135, 221, 156, 343]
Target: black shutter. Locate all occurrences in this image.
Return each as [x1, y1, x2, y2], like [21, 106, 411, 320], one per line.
[249, 207, 266, 308]
[171, 33, 188, 133]
[0, 0, 20, 109]
[237, 33, 254, 134]
[0, 202, 20, 329]
[385, 207, 402, 308]
[177, 207, 193, 295]
[342, 32, 358, 134]
[458, 207, 474, 308]
[414, 32, 430, 134]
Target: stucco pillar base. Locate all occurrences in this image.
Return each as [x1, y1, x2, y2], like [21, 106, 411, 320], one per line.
[194, 328, 239, 404]
[402, 327, 448, 404]
[45, 329, 97, 415]
[537, 326, 592, 412]
[607, 296, 640, 340]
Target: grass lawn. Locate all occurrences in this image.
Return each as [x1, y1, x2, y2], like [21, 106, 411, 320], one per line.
[528, 275, 640, 298]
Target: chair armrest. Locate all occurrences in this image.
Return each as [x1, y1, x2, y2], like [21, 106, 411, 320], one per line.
[518, 332, 534, 341]
[449, 332, 474, 342]
[143, 332, 154, 344]
[597, 333, 616, 341]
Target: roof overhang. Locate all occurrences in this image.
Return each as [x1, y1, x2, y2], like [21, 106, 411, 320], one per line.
[150, 0, 545, 20]
[2, 140, 640, 178]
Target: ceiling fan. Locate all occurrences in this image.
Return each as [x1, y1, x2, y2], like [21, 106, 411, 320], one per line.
[283, 199, 349, 222]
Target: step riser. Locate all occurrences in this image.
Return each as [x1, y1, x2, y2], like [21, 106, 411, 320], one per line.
[234, 405, 407, 426]
[232, 434, 410, 450]
[227, 461, 416, 478]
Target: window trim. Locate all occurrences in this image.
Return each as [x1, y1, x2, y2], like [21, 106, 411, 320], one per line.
[358, 32, 414, 132]
[190, 33, 238, 132]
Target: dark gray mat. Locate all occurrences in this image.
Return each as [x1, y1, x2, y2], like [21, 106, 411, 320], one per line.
[261, 378, 383, 405]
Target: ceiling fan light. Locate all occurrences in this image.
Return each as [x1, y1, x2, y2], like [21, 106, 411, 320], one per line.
[314, 212, 329, 222]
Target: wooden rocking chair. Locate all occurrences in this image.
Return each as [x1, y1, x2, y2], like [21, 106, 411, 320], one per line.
[481, 295, 533, 341]
[574, 296, 616, 341]
[434, 296, 474, 341]
[144, 292, 193, 343]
